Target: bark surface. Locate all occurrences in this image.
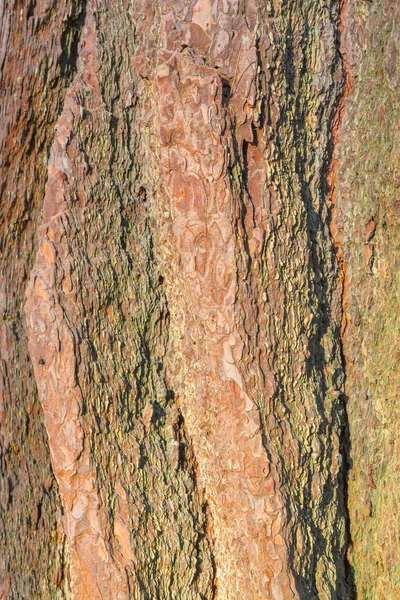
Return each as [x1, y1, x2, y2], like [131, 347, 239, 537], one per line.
[0, 2, 85, 597]
[0, 1, 398, 599]
[335, 1, 400, 597]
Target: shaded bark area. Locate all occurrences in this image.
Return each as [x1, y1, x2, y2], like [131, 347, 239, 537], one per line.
[1, 1, 398, 599]
[335, 1, 400, 597]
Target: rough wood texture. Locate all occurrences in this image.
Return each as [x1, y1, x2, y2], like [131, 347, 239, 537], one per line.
[1, 0, 399, 599]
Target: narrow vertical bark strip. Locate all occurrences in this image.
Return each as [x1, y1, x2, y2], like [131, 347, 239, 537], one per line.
[154, 25, 296, 600]
[335, 1, 400, 597]
[1, 1, 86, 596]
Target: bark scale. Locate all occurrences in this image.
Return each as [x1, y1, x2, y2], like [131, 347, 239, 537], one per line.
[0, 1, 398, 599]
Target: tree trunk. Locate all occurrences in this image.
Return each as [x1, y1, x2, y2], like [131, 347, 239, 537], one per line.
[0, 1, 398, 599]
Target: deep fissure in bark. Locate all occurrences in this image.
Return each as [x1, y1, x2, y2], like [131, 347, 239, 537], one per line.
[326, 2, 356, 595]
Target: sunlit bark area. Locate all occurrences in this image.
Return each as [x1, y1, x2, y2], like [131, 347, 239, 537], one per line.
[0, 1, 398, 599]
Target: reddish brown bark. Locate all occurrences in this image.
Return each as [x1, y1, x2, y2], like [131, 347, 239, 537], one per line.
[0, 2, 85, 597]
[1, 1, 399, 599]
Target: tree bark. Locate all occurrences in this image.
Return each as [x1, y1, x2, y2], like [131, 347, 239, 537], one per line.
[0, 1, 398, 599]
[335, 2, 400, 597]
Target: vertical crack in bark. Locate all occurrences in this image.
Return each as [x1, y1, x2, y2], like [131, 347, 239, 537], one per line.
[327, 1, 356, 596]
[328, 0, 354, 337]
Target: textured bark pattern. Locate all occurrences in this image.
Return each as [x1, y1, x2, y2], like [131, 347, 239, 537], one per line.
[23, 1, 351, 597]
[335, 1, 400, 597]
[0, 2, 85, 597]
[153, 1, 348, 598]
[25, 5, 215, 599]
[154, 12, 297, 600]
[1, 0, 398, 599]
